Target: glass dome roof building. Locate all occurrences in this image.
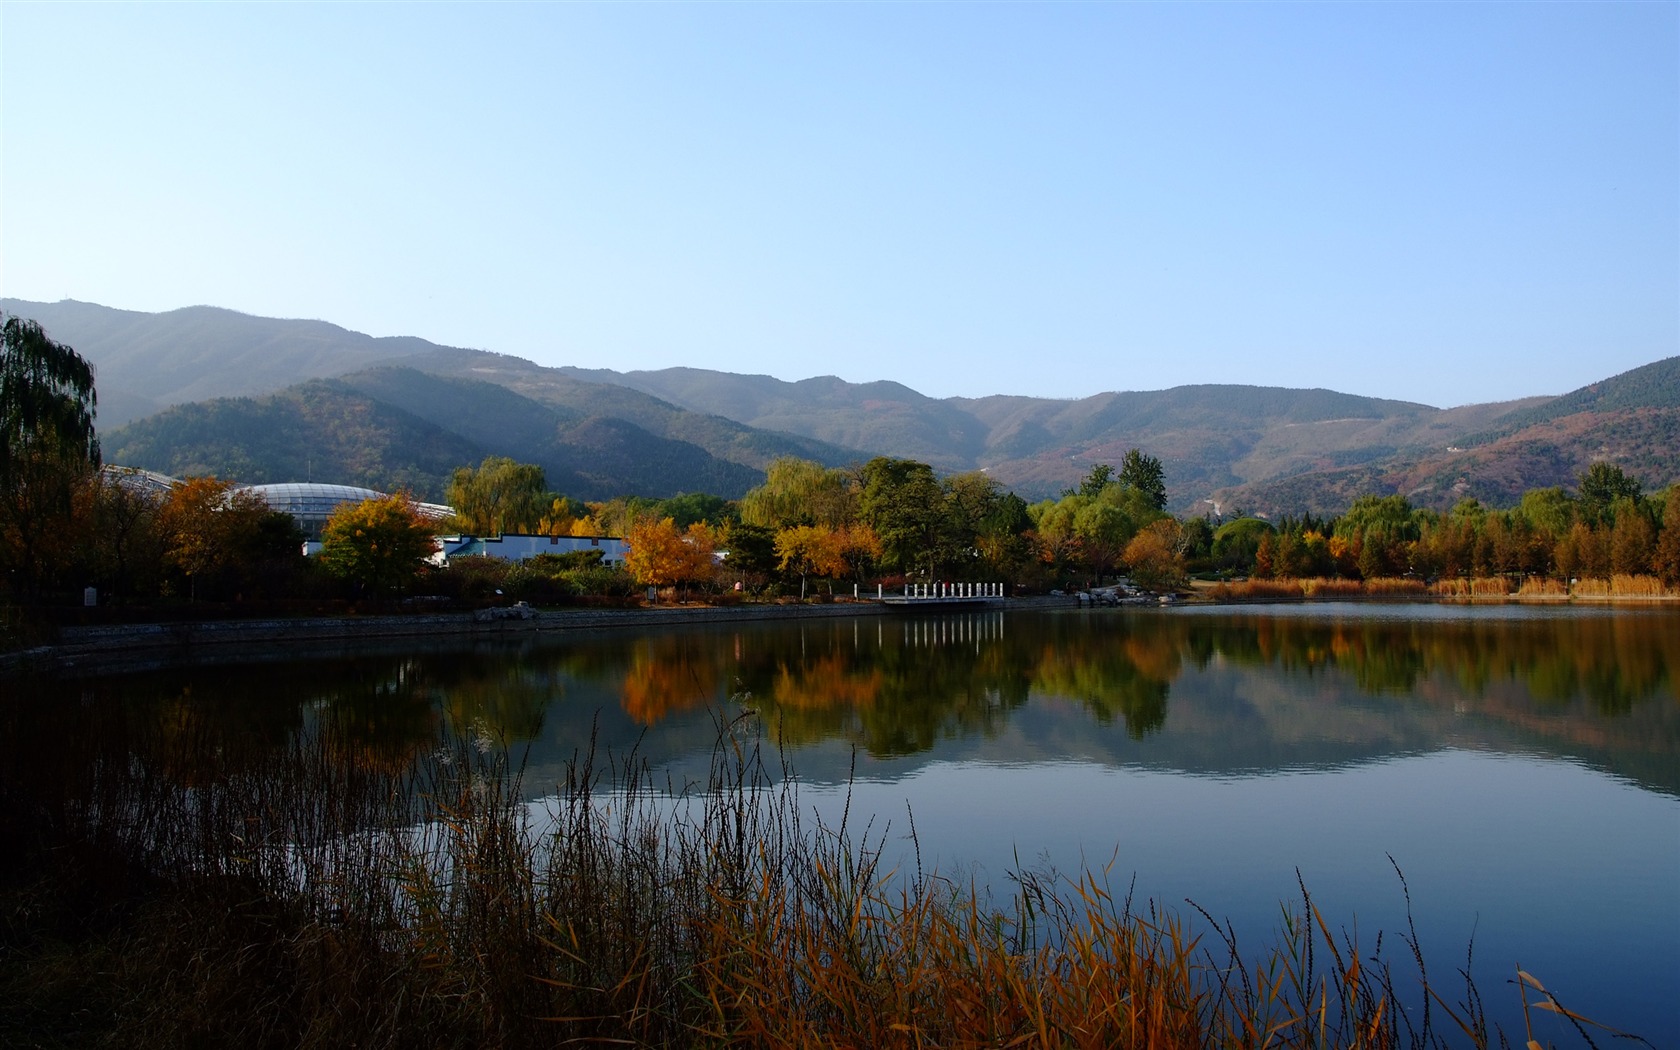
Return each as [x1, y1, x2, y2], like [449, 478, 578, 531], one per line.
[238, 483, 454, 539]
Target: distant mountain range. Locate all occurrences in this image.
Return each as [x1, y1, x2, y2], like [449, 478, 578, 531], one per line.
[6, 297, 1676, 512]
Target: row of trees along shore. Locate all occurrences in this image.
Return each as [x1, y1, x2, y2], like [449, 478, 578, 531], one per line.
[6, 311, 1680, 628]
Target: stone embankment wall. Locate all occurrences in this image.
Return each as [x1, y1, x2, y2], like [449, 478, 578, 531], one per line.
[6, 602, 894, 676]
[6, 596, 1078, 677]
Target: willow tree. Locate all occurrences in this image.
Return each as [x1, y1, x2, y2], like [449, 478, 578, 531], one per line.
[741, 457, 857, 530]
[1, 314, 101, 596]
[447, 456, 555, 535]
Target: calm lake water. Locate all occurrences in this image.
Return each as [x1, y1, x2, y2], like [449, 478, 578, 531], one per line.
[18, 603, 1680, 1042]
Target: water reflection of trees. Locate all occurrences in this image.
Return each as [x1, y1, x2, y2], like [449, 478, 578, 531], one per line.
[744, 619, 1038, 757]
[1201, 612, 1679, 716]
[17, 608, 1674, 795]
[604, 615, 1172, 752]
[1026, 628, 1176, 739]
[600, 611, 1677, 758]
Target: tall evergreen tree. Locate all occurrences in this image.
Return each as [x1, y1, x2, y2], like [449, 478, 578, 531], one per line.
[1118, 449, 1167, 511]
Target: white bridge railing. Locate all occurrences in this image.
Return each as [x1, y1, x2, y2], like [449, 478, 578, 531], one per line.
[864, 582, 1005, 600]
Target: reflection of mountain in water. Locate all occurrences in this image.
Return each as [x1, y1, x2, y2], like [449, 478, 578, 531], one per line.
[35, 606, 1680, 799]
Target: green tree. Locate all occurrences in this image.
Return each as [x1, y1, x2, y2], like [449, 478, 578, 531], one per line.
[859, 457, 946, 577]
[1211, 517, 1274, 574]
[1069, 463, 1113, 499]
[1577, 462, 1642, 525]
[721, 521, 778, 582]
[1072, 498, 1137, 579]
[1180, 516, 1215, 566]
[656, 491, 735, 528]
[447, 456, 554, 535]
[317, 492, 439, 598]
[1, 315, 99, 481]
[1, 315, 101, 596]
[1118, 449, 1168, 511]
[1335, 494, 1415, 540]
[740, 457, 856, 530]
[975, 490, 1033, 579]
[1517, 486, 1577, 539]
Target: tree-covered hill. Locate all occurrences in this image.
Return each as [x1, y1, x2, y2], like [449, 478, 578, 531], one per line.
[1219, 402, 1680, 516]
[103, 380, 483, 499]
[1455, 356, 1680, 445]
[12, 298, 1678, 514]
[400, 350, 863, 471]
[103, 373, 768, 501]
[0, 298, 439, 426]
[578, 366, 994, 470]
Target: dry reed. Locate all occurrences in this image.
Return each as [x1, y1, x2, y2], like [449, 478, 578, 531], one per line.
[2, 705, 1645, 1049]
[1301, 578, 1363, 598]
[1209, 579, 1307, 602]
[1430, 577, 1513, 600]
[1515, 577, 1569, 599]
[1361, 577, 1429, 597]
[1571, 574, 1671, 598]
[1211, 577, 1426, 602]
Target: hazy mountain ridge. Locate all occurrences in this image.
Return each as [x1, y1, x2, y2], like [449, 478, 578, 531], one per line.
[406, 350, 863, 471]
[9, 299, 1677, 512]
[106, 370, 768, 502]
[1, 298, 439, 425]
[563, 366, 992, 470]
[104, 379, 489, 497]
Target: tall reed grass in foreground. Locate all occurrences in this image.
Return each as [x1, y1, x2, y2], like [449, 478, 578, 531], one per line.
[1, 708, 1648, 1049]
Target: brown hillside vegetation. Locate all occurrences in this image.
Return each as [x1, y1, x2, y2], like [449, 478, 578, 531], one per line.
[1224, 407, 1680, 515]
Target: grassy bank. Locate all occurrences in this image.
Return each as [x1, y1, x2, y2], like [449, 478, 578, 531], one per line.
[0, 705, 1642, 1049]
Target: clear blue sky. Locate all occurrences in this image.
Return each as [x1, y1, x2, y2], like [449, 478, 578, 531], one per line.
[2, 2, 1675, 407]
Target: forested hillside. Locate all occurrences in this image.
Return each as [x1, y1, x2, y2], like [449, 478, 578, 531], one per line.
[12, 298, 1678, 513]
[105, 372, 767, 501]
[103, 380, 480, 498]
[0, 298, 438, 426]
[401, 350, 861, 471]
[1221, 370, 1680, 515]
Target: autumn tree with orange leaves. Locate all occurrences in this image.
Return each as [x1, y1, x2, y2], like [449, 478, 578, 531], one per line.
[156, 477, 274, 600]
[625, 517, 719, 600]
[775, 523, 882, 597]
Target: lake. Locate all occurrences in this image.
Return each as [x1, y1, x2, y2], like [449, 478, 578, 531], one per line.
[13, 603, 1678, 1042]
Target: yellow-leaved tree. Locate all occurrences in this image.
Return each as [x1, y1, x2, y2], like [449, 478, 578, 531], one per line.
[625, 517, 718, 601]
[318, 493, 438, 600]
